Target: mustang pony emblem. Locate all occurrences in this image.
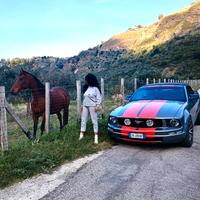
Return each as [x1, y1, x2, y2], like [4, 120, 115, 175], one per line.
[134, 120, 143, 124]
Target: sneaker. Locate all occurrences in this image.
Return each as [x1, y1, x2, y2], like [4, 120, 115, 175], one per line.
[79, 132, 84, 140]
[94, 134, 98, 144]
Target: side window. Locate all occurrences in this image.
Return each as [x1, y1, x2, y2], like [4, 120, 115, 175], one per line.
[186, 86, 194, 96]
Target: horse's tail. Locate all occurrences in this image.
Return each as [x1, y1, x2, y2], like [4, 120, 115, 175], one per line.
[63, 106, 69, 127]
[61, 88, 70, 127]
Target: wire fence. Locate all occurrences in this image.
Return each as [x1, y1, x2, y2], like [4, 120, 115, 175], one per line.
[1, 77, 200, 153]
[3, 77, 200, 102]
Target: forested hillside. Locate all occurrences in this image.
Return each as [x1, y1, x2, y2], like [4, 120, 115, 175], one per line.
[1, 0, 200, 95]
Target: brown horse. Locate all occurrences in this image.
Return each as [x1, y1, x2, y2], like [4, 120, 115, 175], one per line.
[11, 70, 70, 140]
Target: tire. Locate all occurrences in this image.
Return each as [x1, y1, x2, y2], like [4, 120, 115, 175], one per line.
[195, 112, 200, 125]
[182, 118, 194, 147]
[108, 132, 119, 145]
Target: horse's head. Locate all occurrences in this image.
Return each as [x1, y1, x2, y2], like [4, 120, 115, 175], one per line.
[11, 70, 31, 94]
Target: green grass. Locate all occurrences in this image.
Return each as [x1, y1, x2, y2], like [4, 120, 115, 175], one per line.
[0, 100, 116, 188]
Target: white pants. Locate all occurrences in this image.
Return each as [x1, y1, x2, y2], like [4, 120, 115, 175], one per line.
[81, 106, 98, 134]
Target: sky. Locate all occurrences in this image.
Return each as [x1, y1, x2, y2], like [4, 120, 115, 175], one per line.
[0, 0, 196, 59]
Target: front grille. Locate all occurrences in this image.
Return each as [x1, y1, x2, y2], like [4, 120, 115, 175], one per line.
[117, 118, 163, 128]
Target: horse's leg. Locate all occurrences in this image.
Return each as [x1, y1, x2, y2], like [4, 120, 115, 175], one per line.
[57, 112, 63, 131]
[40, 114, 45, 135]
[33, 115, 39, 140]
[63, 106, 69, 128]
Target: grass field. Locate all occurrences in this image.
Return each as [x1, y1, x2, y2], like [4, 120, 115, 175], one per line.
[0, 100, 118, 188]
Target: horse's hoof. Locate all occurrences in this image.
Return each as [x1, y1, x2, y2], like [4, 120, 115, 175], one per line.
[31, 138, 40, 145]
[36, 138, 40, 143]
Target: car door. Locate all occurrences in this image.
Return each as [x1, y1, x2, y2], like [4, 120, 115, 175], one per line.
[186, 85, 199, 123]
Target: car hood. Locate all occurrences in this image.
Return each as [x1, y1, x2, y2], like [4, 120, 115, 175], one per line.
[110, 100, 185, 119]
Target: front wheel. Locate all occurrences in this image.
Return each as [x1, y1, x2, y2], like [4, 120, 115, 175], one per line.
[182, 118, 193, 147]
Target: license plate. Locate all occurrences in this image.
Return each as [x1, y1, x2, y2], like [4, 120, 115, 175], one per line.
[129, 133, 145, 139]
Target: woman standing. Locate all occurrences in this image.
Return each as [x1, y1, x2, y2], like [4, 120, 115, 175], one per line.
[79, 73, 102, 144]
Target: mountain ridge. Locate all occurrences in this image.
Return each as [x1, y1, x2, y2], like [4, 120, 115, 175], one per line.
[101, 0, 200, 52]
[1, 0, 200, 94]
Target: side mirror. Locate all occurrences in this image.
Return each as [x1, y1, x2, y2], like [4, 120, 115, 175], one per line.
[189, 93, 199, 100]
[125, 95, 132, 101]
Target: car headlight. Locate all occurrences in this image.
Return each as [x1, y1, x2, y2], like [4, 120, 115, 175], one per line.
[124, 118, 131, 126]
[146, 119, 154, 127]
[109, 116, 117, 124]
[170, 119, 180, 127]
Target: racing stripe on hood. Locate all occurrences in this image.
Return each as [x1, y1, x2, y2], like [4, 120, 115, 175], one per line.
[138, 100, 167, 138]
[121, 101, 149, 137]
[122, 100, 149, 118]
[138, 100, 167, 118]
[114, 102, 134, 117]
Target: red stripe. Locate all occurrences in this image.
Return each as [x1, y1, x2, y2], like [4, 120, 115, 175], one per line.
[122, 100, 148, 118]
[120, 125, 136, 136]
[120, 100, 166, 141]
[120, 126, 156, 138]
[138, 100, 167, 118]
[138, 100, 167, 139]
[137, 127, 156, 138]
[121, 101, 147, 137]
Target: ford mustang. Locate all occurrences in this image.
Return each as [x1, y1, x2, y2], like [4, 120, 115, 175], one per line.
[108, 83, 200, 147]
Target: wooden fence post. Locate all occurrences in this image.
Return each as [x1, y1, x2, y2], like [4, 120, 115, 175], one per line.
[120, 78, 125, 104]
[101, 78, 105, 117]
[0, 86, 8, 153]
[191, 80, 194, 88]
[164, 78, 166, 83]
[158, 78, 161, 83]
[45, 82, 50, 133]
[146, 78, 149, 85]
[76, 80, 81, 122]
[153, 78, 156, 84]
[134, 78, 137, 91]
[195, 80, 198, 87]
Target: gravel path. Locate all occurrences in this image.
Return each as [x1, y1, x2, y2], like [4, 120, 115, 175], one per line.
[42, 126, 200, 200]
[1, 127, 200, 200]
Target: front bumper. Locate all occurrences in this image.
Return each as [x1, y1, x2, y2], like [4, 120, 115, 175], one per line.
[108, 124, 186, 144]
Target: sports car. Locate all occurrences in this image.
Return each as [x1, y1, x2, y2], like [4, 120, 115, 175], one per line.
[108, 83, 200, 147]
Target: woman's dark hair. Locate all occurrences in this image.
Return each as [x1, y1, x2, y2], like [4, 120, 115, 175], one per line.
[83, 73, 101, 93]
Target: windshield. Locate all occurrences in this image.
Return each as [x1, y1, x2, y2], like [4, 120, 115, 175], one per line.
[130, 86, 186, 102]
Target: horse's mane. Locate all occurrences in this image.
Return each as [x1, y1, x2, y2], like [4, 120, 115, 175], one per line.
[23, 71, 45, 96]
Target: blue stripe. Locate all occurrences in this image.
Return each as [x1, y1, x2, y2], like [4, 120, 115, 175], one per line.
[156, 101, 182, 118]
